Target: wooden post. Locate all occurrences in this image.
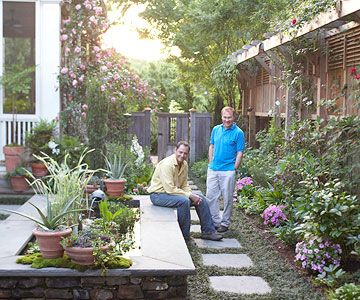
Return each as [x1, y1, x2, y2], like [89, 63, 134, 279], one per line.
[189, 109, 211, 164]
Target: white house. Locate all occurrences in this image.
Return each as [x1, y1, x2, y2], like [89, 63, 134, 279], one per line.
[0, 0, 61, 161]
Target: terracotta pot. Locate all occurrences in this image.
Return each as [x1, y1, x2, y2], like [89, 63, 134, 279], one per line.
[10, 175, 30, 192]
[85, 185, 99, 195]
[3, 146, 25, 173]
[104, 179, 126, 197]
[31, 162, 48, 177]
[66, 245, 109, 265]
[33, 228, 72, 259]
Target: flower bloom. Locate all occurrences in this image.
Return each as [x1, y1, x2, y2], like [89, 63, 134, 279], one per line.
[93, 46, 101, 52]
[72, 80, 78, 87]
[291, 18, 297, 26]
[82, 104, 88, 110]
[351, 67, 357, 74]
[261, 204, 286, 226]
[100, 85, 106, 91]
[356, 74, 360, 80]
[236, 177, 253, 190]
[100, 65, 108, 72]
[81, 112, 87, 118]
[60, 67, 68, 74]
[74, 46, 81, 53]
[75, 4, 81, 10]
[60, 34, 68, 41]
[295, 239, 342, 275]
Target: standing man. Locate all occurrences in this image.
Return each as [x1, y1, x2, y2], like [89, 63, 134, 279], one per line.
[206, 106, 245, 233]
[148, 141, 222, 241]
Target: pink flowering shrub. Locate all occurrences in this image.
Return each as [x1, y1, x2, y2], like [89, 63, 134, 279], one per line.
[295, 238, 342, 275]
[261, 204, 287, 226]
[236, 176, 255, 199]
[236, 176, 253, 190]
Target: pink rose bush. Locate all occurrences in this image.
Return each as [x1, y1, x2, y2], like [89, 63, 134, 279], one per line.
[59, 0, 160, 136]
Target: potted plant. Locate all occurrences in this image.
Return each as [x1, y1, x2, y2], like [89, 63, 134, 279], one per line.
[61, 224, 112, 266]
[8, 166, 31, 192]
[85, 175, 102, 195]
[25, 119, 57, 177]
[0, 149, 98, 258]
[1, 65, 35, 173]
[103, 152, 128, 197]
[0, 196, 81, 258]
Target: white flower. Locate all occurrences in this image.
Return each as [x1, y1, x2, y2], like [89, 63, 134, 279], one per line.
[275, 100, 280, 106]
[48, 141, 60, 156]
[48, 141, 58, 150]
[130, 136, 144, 167]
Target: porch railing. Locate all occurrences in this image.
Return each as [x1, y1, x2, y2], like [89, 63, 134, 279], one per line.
[0, 118, 38, 161]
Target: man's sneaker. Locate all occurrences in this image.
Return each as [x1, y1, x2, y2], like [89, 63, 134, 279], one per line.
[217, 225, 229, 233]
[201, 232, 223, 241]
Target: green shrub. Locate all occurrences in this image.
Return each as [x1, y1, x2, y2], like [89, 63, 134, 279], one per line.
[191, 159, 208, 183]
[329, 283, 360, 300]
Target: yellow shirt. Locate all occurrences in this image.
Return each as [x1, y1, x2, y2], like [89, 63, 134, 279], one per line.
[148, 154, 192, 198]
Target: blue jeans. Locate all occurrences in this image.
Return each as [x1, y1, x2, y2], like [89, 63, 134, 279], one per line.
[150, 193, 216, 239]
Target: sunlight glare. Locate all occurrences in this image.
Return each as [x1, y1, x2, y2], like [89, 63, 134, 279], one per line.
[103, 4, 179, 61]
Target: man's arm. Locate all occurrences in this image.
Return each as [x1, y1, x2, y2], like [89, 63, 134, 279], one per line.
[208, 144, 214, 163]
[234, 151, 243, 170]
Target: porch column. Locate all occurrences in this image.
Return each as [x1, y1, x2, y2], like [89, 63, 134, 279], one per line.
[39, 0, 61, 121]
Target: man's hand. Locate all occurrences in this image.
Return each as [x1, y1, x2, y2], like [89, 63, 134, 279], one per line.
[189, 194, 202, 205]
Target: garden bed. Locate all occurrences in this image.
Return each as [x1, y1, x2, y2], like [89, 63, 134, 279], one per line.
[0, 195, 195, 299]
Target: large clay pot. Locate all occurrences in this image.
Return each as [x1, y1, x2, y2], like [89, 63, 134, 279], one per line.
[104, 179, 126, 197]
[10, 175, 30, 192]
[33, 228, 72, 259]
[3, 146, 25, 173]
[66, 245, 109, 265]
[31, 162, 48, 177]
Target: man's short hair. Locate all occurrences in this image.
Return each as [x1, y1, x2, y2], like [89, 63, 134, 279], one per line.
[221, 106, 235, 116]
[176, 140, 190, 151]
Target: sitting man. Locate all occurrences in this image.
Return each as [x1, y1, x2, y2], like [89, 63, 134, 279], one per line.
[148, 141, 222, 241]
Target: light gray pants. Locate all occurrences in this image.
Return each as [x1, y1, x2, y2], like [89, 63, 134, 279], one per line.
[206, 168, 236, 228]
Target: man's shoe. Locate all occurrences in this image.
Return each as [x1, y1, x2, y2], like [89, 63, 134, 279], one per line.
[217, 225, 229, 233]
[201, 232, 223, 241]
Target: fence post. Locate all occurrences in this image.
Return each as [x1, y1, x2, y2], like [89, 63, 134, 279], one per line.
[189, 109, 211, 164]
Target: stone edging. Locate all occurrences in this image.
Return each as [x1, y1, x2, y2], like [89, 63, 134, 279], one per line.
[0, 195, 195, 277]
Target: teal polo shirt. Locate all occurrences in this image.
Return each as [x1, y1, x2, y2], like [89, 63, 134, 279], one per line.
[209, 123, 245, 171]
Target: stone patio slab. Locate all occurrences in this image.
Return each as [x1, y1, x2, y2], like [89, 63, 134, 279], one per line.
[202, 254, 253, 268]
[210, 276, 271, 294]
[190, 224, 201, 233]
[194, 238, 241, 249]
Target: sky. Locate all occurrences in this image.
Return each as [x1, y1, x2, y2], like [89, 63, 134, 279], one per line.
[103, 4, 178, 61]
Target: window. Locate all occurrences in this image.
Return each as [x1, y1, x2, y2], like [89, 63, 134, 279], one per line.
[2, 1, 36, 114]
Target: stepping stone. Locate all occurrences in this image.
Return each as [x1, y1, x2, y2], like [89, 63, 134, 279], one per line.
[191, 224, 201, 233]
[190, 210, 199, 222]
[210, 276, 271, 295]
[202, 254, 253, 268]
[194, 238, 241, 249]
[190, 184, 198, 190]
[191, 209, 223, 221]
